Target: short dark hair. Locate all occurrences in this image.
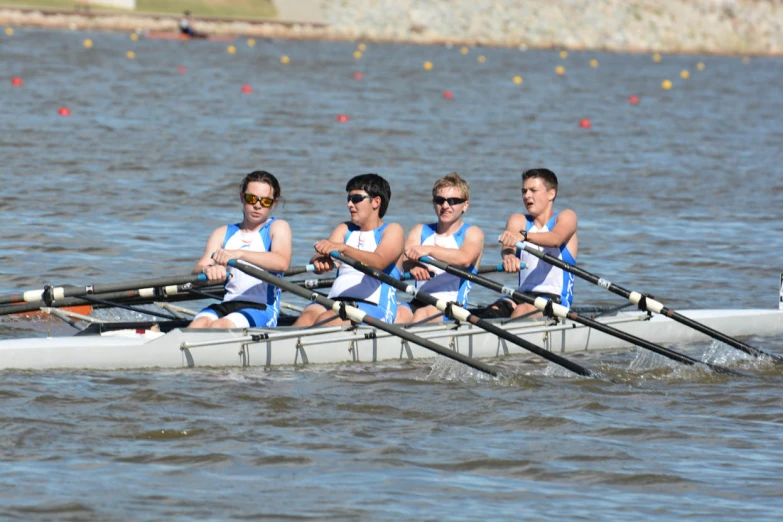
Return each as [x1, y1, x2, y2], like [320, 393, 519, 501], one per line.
[346, 173, 391, 218]
[240, 170, 281, 200]
[522, 168, 558, 199]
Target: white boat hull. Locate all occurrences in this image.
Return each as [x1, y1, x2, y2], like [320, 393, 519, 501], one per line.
[0, 309, 781, 371]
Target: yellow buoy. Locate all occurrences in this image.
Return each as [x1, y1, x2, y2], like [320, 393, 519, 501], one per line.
[247, 38, 256, 47]
[227, 45, 236, 55]
[513, 76, 523, 85]
[652, 53, 662, 63]
[589, 58, 599, 68]
[460, 46, 469, 55]
[555, 65, 565, 75]
[5, 27, 14, 36]
[358, 43, 367, 52]
[559, 50, 568, 59]
[83, 38, 93, 49]
[477, 55, 486, 63]
[129, 33, 138, 41]
[423, 61, 433, 71]
[280, 55, 290, 64]
[696, 62, 705, 71]
[126, 50, 135, 60]
[661, 79, 672, 90]
[680, 69, 690, 80]
[353, 50, 362, 59]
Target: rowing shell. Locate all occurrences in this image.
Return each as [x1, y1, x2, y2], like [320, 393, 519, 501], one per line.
[144, 32, 237, 42]
[0, 308, 780, 371]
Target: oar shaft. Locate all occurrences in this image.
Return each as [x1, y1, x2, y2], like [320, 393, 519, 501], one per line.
[229, 259, 500, 376]
[420, 255, 738, 375]
[284, 264, 316, 277]
[332, 253, 597, 378]
[515, 242, 780, 361]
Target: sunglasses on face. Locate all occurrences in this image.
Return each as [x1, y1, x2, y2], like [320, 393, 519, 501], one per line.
[433, 196, 467, 206]
[243, 193, 275, 207]
[347, 194, 372, 204]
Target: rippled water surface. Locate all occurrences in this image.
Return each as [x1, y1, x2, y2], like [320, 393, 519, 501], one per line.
[1, 28, 782, 519]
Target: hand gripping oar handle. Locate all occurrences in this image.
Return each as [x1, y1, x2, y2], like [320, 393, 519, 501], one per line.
[0, 273, 212, 306]
[331, 252, 598, 379]
[421, 255, 739, 375]
[515, 242, 781, 362]
[284, 264, 316, 277]
[227, 259, 500, 377]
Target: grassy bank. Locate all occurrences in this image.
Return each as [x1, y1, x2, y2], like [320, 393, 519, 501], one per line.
[0, 0, 276, 19]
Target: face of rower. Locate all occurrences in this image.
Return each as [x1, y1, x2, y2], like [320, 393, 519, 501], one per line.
[521, 177, 555, 216]
[241, 181, 276, 224]
[433, 185, 468, 226]
[346, 190, 379, 226]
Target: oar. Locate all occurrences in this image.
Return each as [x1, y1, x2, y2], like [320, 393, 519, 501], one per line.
[330, 253, 599, 378]
[227, 259, 500, 377]
[515, 241, 781, 362]
[403, 263, 504, 279]
[0, 274, 212, 306]
[284, 264, 316, 277]
[421, 255, 738, 375]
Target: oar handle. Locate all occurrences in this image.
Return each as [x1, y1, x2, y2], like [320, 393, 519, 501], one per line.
[284, 264, 316, 277]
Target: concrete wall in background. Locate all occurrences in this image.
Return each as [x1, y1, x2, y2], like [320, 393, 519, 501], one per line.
[273, 0, 325, 23]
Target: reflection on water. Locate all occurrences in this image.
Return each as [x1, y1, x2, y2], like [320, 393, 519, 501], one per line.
[1, 28, 782, 520]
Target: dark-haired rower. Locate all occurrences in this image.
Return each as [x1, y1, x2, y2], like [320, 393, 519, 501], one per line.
[483, 168, 578, 319]
[293, 173, 404, 326]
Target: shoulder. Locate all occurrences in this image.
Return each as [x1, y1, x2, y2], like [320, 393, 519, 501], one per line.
[556, 209, 577, 223]
[382, 222, 404, 236]
[269, 219, 291, 234]
[505, 213, 527, 226]
[407, 223, 425, 237]
[465, 224, 485, 241]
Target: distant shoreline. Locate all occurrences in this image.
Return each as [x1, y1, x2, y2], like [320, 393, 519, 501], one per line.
[1, 2, 781, 57]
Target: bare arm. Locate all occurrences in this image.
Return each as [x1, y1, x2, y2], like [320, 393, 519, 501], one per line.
[405, 225, 484, 268]
[314, 222, 405, 271]
[193, 225, 227, 274]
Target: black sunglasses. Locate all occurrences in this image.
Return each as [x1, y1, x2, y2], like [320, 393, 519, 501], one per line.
[433, 196, 467, 206]
[347, 194, 372, 204]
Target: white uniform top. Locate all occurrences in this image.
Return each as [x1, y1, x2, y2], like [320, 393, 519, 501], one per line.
[415, 222, 476, 305]
[178, 18, 190, 30]
[328, 223, 400, 306]
[517, 212, 576, 308]
[222, 219, 281, 311]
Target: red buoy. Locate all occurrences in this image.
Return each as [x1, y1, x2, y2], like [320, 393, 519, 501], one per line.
[579, 118, 591, 129]
[336, 114, 350, 123]
[178, 66, 187, 74]
[241, 84, 252, 93]
[11, 76, 23, 87]
[58, 107, 71, 117]
[629, 95, 639, 105]
[353, 71, 363, 80]
[443, 90, 453, 100]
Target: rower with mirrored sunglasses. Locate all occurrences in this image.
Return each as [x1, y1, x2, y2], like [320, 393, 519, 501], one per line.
[189, 170, 292, 329]
[293, 173, 404, 326]
[395, 173, 484, 324]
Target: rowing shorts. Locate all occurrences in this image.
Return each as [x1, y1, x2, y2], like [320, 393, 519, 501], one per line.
[194, 300, 277, 328]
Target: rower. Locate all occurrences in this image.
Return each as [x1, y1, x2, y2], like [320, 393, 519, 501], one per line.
[482, 168, 578, 319]
[293, 173, 404, 326]
[188, 171, 292, 329]
[178, 11, 206, 38]
[395, 172, 484, 323]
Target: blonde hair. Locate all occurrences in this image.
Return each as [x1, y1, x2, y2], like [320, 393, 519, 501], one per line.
[432, 172, 470, 200]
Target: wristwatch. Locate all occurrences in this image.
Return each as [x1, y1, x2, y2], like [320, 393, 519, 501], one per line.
[519, 229, 528, 242]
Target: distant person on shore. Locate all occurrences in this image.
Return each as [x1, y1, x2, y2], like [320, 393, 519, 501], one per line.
[189, 171, 292, 329]
[293, 174, 404, 327]
[395, 173, 484, 324]
[481, 168, 578, 319]
[178, 10, 206, 38]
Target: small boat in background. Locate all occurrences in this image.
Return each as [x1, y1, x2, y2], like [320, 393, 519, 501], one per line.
[144, 32, 236, 42]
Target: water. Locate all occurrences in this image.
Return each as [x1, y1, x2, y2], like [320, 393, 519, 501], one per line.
[1, 28, 782, 519]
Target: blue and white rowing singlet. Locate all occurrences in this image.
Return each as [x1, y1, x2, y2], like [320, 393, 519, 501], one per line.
[328, 223, 400, 313]
[517, 212, 575, 308]
[416, 222, 477, 305]
[222, 219, 282, 314]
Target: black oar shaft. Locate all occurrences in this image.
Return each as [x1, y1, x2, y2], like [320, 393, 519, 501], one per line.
[517, 242, 779, 361]
[229, 259, 499, 377]
[331, 253, 597, 378]
[420, 255, 739, 375]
